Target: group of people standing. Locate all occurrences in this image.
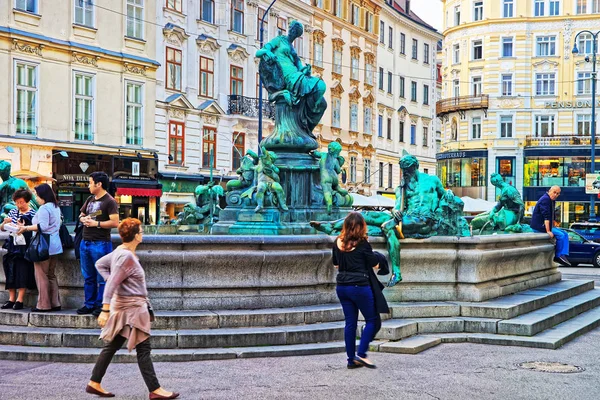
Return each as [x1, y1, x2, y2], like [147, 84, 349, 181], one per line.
[1, 172, 178, 399]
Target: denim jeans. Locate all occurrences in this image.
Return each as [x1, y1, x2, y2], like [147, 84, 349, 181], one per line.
[80, 240, 113, 308]
[534, 228, 569, 258]
[336, 284, 378, 363]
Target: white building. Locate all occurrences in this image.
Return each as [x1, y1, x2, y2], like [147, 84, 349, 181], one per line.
[154, 0, 312, 219]
[375, 0, 441, 195]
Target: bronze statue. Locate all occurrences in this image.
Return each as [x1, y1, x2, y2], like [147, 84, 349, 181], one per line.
[471, 172, 528, 234]
[242, 148, 288, 213]
[255, 21, 327, 152]
[0, 161, 31, 218]
[311, 142, 353, 213]
[226, 150, 259, 192]
[174, 181, 223, 225]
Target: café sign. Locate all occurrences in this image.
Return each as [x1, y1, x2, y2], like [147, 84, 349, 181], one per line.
[545, 100, 600, 109]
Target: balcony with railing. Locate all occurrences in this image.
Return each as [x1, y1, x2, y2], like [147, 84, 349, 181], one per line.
[436, 94, 489, 118]
[227, 95, 275, 120]
[525, 134, 600, 147]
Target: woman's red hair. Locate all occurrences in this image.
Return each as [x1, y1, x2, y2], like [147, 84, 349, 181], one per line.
[338, 212, 368, 251]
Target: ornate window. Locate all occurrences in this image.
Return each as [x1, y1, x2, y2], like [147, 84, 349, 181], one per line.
[15, 62, 38, 136]
[168, 121, 184, 164]
[364, 159, 371, 184]
[202, 127, 217, 168]
[350, 103, 358, 131]
[423, 84, 429, 105]
[535, 73, 556, 95]
[536, 36, 556, 56]
[423, 127, 429, 146]
[399, 121, 404, 142]
[473, 1, 483, 21]
[351, 56, 359, 80]
[424, 43, 430, 64]
[200, 57, 214, 98]
[127, 0, 144, 39]
[386, 117, 392, 139]
[387, 72, 393, 94]
[74, 72, 94, 141]
[231, 0, 244, 34]
[502, 74, 513, 96]
[125, 82, 143, 145]
[232, 132, 245, 169]
[350, 156, 357, 183]
[388, 27, 393, 49]
[411, 81, 417, 102]
[364, 107, 372, 134]
[201, 0, 214, 24]
[577, 72, 592, 95]
[166, 0, 182, 13]
[332, 98, 341, 128]
[166, 47, 182, 91]
[500, 115, 513, 138]
[257, 8, 268, 41]
[472, 39, 483, 60]
[472, 117, 482, 139]
[502, 37, 513, 57]
[412, 39, 418, 59]
[503, 0, 514, 17]
[230, 65, 243, 95]
[333, 50, 342, 74]
[75, 0, 95, 27]
[313, 42, 323, 68]
[400, 33, 406, 55]
[399, 76, 405, 98]
[277, 17, 287, 36]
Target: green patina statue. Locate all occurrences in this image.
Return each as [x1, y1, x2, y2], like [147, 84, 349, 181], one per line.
[243, 148, 288, 213]
[311, 152, 470, 287]
[471, 172, 531, 234]
[311, 142, 353, 213]
[174, 181, 223, 225]
[226, 150, 259, 192]
[255, 21, 327, 152]
[0, 160, 31, 218]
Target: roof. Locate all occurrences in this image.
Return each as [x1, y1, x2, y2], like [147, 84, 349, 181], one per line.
[0, 26, 160, 66]
[387, 0, 438, 34]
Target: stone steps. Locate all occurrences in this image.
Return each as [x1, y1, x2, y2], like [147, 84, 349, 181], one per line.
[460, 280, 594, 319]
[0, 321, 345, 349]
[0, 304, 345, 330]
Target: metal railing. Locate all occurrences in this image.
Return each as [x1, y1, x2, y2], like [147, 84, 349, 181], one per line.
[525, 134, 600, 147]
[227, 95, 275, 120]
[436, 94, 489, 117]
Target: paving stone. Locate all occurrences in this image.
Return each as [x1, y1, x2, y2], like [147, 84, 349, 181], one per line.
[379, 336, 441, 354]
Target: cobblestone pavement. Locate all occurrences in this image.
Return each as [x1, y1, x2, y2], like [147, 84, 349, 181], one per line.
[0, 327, 599, 400]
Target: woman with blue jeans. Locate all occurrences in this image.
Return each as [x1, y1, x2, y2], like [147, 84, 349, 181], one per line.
[333, 212, 380, 369]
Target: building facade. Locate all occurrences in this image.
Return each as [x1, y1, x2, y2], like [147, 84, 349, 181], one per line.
[376, 0, 441, 197]
[438, 0, 600, 225]
[0, 0, 160, 224]
[154, 0, 312, 220]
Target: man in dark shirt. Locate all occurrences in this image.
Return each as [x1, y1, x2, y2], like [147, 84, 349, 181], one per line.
[77, 172, 119, 315]
[530, 186, 570, 266]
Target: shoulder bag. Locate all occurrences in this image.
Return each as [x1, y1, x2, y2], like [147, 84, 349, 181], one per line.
[25, 224, 50, 263]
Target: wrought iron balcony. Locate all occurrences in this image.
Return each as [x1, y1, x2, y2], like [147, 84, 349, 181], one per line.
[436, 94, 489, 119]
[525, 134, 600, 147]
[227, 95, 275, 120]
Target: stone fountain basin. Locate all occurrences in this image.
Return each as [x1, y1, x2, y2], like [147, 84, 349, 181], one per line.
[0, 233, 557, 309]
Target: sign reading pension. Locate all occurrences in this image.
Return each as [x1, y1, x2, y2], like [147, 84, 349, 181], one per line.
[545, 100, 600, 109]
[585, 173, 600, 194]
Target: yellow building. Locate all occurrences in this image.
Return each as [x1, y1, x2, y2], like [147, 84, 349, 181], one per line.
[0, 1, 160, 224]
[310, 0, 381, 195]
[438, 0, 600, 224]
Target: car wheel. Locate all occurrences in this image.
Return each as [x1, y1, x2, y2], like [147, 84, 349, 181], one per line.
[570, 263, 579, 267]
[593, 252, 600, 268]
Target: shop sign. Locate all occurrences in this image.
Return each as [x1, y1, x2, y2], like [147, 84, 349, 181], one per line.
[436, 151, 467, 160]
[57, 190, 74, 207]
[114, 175, 153, 181]
[545, 100, 600, 109]
[585, 173, 600, 194]
[56, 174, 89, 182]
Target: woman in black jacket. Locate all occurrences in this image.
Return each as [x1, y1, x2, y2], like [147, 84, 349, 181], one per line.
[333, 212, 382, 369]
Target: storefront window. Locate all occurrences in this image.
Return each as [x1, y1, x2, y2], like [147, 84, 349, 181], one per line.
[437, 156, 487, 188]
[565, 157, 586, 187]
[524, 157, 538, 187]
[525, 156, 591, 187]
[538, 157, 562, 187]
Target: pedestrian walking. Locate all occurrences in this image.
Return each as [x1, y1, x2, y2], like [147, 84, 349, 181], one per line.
[530, 185, 570, 266]
[1, 189, 36, 310]
[77, 172, 119, 316]
[333, 212, 383, 369]
[86, 218, 178, 399]
[17, 184, 62, 312]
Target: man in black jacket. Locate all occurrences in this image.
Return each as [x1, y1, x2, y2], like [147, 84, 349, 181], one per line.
[530, 186, 570, 266]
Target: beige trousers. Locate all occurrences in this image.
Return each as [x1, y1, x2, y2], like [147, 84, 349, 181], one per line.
[34, 256, 61, 310]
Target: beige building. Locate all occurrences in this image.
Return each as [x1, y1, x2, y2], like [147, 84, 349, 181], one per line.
[376, 0, 441, 196]
[0, 0, 160, 223]
[310, 0, 381, 195]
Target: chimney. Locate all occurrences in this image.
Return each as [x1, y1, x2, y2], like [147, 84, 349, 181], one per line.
[405, 0, 410, 14]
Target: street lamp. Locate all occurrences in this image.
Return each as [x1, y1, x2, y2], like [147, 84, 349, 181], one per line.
[257, 0, 278, 155]
[573, 31, 600, 222]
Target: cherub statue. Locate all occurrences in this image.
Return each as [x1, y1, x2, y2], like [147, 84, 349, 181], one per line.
[0, 160, 32, 218]
[311, 142, 353, 214]
[243, 148, 288, 213]
[226, 149, 259, 192]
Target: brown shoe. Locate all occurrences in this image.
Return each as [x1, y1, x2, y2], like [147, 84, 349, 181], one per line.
[149, 392, 180, 399]
[86, 384, 115, 397]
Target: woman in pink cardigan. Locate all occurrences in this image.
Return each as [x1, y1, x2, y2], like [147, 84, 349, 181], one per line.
[85, 218, 179, 399]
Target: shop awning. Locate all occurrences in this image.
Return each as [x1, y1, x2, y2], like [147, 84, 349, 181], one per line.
[116, 187, 162, 197]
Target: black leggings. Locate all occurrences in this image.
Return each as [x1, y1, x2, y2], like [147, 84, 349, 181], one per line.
[90, 335, 160, 392]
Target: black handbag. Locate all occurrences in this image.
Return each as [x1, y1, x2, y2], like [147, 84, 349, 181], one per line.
[59, 223, 74, 249]
[25, 224, 50, 262]
[73, 219, 83, 259]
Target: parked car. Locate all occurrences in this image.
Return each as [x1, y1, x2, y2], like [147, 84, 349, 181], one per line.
[569, 222, 600, 242]
[564, 229, 600, 267]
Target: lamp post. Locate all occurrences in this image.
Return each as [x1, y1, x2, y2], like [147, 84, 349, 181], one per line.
[257, 0, 278, 155]
[573, 31, 600, 222]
